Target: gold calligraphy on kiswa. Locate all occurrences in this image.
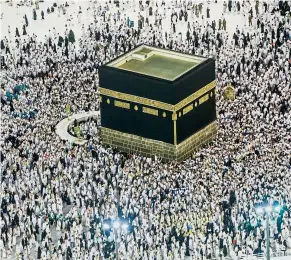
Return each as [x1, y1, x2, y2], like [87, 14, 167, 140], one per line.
[114, 100, 130, 109]
[199, 94, 209, 105]
[183, 104, 193, 115]
[99, 80, 216, 112]
[142, 107, 159, 116]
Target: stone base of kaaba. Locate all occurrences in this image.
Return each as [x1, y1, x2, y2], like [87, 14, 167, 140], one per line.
[101, 121, 217, 162]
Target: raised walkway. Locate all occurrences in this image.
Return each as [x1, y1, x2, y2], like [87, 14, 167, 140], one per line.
[55, 111, 99, 145]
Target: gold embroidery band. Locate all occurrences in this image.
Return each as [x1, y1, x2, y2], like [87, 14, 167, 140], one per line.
[100, 88, 173, 111]
[199, 94, 209, 105]
[183, 104, 193, 115]
[174, 81, 215, 111]
[99, 80, 215, 112]
[142, 107, 159, 116]
[114, 100, 130, 109]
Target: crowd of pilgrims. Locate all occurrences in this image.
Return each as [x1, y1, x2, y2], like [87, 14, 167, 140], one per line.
[1, 0, 291, 259]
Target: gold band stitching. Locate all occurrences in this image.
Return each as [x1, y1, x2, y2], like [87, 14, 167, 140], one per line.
[114, 100, 130, 109]
[99, 80, 215, 112]
[142, 107, 159, 116]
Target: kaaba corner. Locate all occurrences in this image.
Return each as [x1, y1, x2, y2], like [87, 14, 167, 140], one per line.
[98, 44, 217, 162]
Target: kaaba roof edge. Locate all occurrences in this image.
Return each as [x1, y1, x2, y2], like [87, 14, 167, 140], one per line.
[100, 44, 213, 83]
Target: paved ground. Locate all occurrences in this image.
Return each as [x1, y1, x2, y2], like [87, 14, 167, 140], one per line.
[0, 0, 247, 46]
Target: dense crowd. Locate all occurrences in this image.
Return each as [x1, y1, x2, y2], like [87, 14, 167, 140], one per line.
[1, 0, 291, 259]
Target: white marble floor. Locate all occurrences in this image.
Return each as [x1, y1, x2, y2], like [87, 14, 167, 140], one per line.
[1, 0, 251, 46]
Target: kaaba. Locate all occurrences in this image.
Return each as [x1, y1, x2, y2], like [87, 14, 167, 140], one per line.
[99, 45, 217, 162]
